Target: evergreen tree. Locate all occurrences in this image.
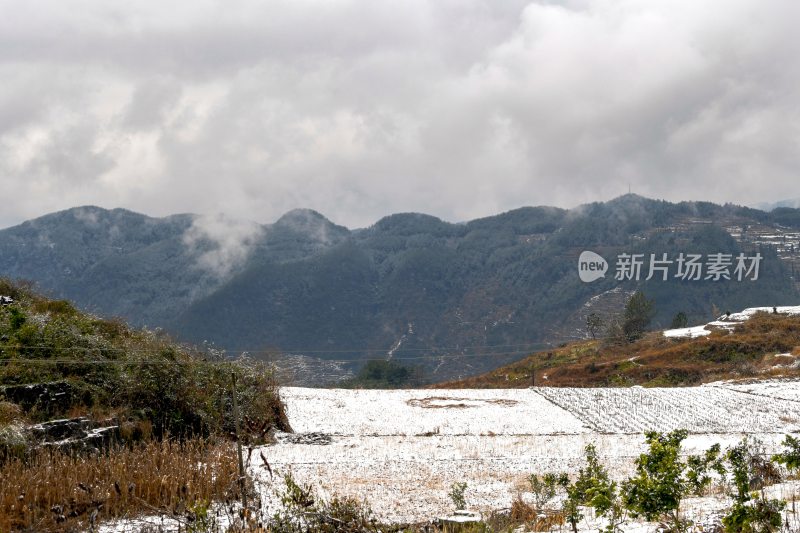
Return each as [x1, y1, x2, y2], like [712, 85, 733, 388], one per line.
[623, 291, 655, 342]
[670, 311, 688, 329]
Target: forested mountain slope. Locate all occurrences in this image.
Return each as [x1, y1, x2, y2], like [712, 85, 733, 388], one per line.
[1, 195, 798, 381]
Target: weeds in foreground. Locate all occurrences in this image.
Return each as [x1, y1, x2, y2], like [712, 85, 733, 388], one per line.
[0, 438, 240, 532]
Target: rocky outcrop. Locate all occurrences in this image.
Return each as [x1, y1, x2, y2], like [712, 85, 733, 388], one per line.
[29, 417, 119, 453]
[0, 381, 86, 415]
[276, 431, 331, 445]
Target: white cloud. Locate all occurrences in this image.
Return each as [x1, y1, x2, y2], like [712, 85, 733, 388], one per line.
[182, 213, 265, 279]
[1, 0, 799, 228]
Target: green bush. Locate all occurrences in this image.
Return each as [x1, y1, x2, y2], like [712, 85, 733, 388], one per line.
[723, 438, 786, 533]
[8, 308, 25, 331]
[0, 279, 288, 440]
[562, 444, 625, 533]
[774, 434, 800, 474]
[528, 472, 568, 510]
[449, 481, 468, 511]
[622, 430, 723, 532]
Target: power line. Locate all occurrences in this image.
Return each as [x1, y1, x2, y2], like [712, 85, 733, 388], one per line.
[0, 348, 554, 365]
[0, 339, 578, 354]
[244, 342, 561, 354]
[0, 334, 601, 358]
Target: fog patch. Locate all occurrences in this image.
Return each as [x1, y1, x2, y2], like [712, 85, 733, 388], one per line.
[72, 207, 100, 226]
[183, 213, 265, 279]
[274, 208, 343, 246]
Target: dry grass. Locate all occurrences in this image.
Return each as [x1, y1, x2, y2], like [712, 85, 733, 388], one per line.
[0, 401, 24, 425]
[437, 313, 800, 389]
[508, 497, 565, 531]
[0, 438, 241, 532]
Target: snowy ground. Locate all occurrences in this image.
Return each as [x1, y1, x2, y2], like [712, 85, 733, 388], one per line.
[281, 387, 588, 436]
[248, 383, 800, 527]
[100, 381, 800, 531]
[663, 305, 800, 338]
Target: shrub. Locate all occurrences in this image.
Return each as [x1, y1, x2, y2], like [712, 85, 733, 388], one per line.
[722, 438, 786, 533]
[270, 473, 378, 532]
[623, 430, 723, 532]
[722, 498, 784, 533]
[449, 481, 468, 511]
[562, 444, 625, 533]
[8, 308, 26, 331]
[528, 472, 568, 510]
[774, 434, 800, 475]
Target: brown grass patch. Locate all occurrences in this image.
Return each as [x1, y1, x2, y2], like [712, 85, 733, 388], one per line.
[0, 401, 24, 425]
[506, 496, 565, 531]
[0, 439, 240, 532]
[509, 496, 538, 522]
[436, 314, 800, 388]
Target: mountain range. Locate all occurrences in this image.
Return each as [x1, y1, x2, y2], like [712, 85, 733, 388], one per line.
[1, 195, 799, 382]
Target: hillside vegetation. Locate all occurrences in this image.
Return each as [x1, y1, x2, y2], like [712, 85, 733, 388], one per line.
[438, 312, 800, 388]
[0, 279, 288, 438]
[0, 279, 288, 531]
[1, 196, 799, 381]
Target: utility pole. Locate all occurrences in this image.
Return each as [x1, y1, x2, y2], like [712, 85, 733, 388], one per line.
[231, 372, 248, 516]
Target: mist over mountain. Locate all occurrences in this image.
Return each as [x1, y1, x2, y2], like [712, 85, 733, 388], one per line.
[1, 195, 798, 382]
[753, 198, 800, 211]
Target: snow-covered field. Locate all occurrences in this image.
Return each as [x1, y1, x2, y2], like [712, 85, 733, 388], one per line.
[721, 378, 800, 402]
[538, 385, 800, 434]
[251, 382, 800, 525]
[282, 387, 588, 436]
[101, 381, 800, 531]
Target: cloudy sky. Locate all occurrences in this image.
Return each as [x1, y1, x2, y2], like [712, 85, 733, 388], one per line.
[1, 0, 798, 229]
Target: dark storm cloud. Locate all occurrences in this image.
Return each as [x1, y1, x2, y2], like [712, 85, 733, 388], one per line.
[1, 0, 798, 229]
